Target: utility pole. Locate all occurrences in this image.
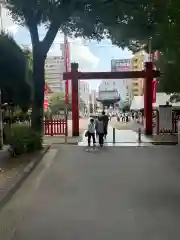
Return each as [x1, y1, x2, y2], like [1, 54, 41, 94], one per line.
[63, 32, 69, 143]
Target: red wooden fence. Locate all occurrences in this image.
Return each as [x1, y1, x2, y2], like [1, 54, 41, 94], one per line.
[44, 120, 67, 136]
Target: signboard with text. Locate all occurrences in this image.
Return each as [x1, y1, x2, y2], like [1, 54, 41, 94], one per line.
[111, 59, 131, 72]
[98, 90, 119, 100]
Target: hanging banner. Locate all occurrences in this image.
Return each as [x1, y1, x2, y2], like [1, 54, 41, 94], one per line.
[152, 79, 157, 103]
[44, 99, 48, 110]
[159, 105, 172, 132]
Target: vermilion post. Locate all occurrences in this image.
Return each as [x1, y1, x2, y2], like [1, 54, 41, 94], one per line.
[144, 62, 153, 135]
[71, 63, 79, 136]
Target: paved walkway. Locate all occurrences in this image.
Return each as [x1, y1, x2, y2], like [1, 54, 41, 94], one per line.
[1, 145, 180, 239]
[79, 125, 152, 146]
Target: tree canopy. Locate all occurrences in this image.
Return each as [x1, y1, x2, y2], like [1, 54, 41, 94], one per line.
[0, 32, 32, 110]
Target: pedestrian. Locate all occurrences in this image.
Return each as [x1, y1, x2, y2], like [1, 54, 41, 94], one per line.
[86, 118, 96, 151]
[101, 111, 109, 139]
[95, 116, 99, 139]
[132, 112, 134, 120]
[125, 112, 129, 122]
[96, 116, 105, 147]
[122, 113, 125, 122]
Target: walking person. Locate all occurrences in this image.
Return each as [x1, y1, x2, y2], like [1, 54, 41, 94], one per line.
[101, 111, 109, 139]
[86, 118, 96, 151]
[132, 112, 134, 120]
[96, 117, 105, 147]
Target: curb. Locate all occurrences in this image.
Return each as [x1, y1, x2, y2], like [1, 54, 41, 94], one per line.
[0, 145, 50, 212]
[151, 142, 177, 145]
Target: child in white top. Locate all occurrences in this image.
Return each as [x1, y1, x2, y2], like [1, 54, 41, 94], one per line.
[87, 118, 96, 150]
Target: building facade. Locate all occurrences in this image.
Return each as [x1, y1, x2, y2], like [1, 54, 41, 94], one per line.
[131, 50, 145, 96]
[45, 56, 66, 93]
[79, 81, 90, 111]
[89, 90, 97, 112]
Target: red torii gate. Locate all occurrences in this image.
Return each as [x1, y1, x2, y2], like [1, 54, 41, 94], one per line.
[63, 62, 160, 136]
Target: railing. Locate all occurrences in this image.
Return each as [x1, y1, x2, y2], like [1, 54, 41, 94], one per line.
[44, 119, 66, 136]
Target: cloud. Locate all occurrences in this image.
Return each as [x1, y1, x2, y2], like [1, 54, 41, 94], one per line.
[48, 33, 99, 71]
[0, 8, 100, 71]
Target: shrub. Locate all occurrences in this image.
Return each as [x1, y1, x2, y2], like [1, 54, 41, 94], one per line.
[9, 124, 42, 156]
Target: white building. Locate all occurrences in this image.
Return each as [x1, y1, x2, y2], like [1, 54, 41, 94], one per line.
[89, 90, 97, 112]
[98, 79, 125, 100]
[45, 56, 66, 93]
[79, 81, 90, 110]
[91, 90, 97, 106]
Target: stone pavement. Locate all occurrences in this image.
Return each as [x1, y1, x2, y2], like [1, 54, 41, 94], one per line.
[110, 117, 143, 132]
[79, 125, 152, 146]
[1, 145, 180, 239]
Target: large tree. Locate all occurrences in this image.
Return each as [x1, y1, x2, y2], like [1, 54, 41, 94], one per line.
[6, 0, 105, 133]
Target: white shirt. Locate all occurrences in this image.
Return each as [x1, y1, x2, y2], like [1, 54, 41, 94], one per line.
[88, 123, 95, 133]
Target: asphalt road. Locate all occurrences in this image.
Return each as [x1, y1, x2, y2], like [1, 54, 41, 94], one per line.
[1, 145, 180, 239]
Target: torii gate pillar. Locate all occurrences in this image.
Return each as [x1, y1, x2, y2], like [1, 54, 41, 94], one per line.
[144, 62, 153, 135]
[71, 63, 79, 136]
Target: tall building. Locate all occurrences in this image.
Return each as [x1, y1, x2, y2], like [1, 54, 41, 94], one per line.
[131, 51, 145, 96]
[45, 56, 65, 93]
[79, 81, 90, 110]
[89, 90, 97, 112]
[45, 39, 71, 94]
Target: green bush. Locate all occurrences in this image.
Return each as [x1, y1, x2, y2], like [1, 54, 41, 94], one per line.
[9, 125, 42, 156]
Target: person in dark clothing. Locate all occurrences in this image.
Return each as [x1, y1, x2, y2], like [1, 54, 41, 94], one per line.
[96, 116, 105, 147]
[101, 111, 109, 139]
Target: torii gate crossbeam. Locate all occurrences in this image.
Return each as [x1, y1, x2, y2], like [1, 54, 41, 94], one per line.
[63, 62, 160, 137]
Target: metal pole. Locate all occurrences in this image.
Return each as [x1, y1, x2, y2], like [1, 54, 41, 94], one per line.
[138, 127, 141, 144]
[64, 32, 69, 143]
[113, 127, 115, 144]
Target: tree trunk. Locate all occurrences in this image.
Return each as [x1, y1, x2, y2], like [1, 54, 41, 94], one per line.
[31, 47, 45, 133]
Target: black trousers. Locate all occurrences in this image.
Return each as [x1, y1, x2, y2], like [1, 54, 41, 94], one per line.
[104, 125, 108, 136]
[98, 133, 104, 146]
[88, 133, 96, 146]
